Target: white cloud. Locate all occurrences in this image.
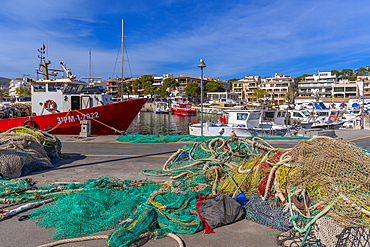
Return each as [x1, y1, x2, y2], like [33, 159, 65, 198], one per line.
[1, 0, 370, 80]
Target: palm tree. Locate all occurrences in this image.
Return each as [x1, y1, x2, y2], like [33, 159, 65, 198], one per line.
[0, 89, 6, 102]
[283, 90, 294, 103]
[16, 87, 31, 100]
[251, 87, 267, 103]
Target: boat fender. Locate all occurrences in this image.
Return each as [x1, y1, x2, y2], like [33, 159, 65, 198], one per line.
[44, 100, 56, 112]
[328, 115, 337, 123]
[23, 119, 36, 128]
[230, 131, 236, 137]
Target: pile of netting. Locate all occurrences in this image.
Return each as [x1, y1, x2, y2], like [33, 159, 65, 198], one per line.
[144, 136, 370, 246]
[0, 103, 31, 119]
[116, 133, 309, 143]
[0, 176, 210, 247]
[0, 127, 61, 178]
[2, 136, 370, 247]
[142, 137, 273, 178]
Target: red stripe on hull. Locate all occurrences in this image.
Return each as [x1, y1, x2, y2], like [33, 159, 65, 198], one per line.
[0, 98, 147, 135]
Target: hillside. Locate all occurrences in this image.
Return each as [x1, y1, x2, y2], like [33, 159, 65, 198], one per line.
[0, 77, 11, 86]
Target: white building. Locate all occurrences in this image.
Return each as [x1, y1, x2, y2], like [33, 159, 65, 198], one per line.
[9, 78, 32, 100]
[231, 75, 261, 101]
[298, 72, 337, 98]
[261, 73, 297, 104]
[153, 74, 174, 87]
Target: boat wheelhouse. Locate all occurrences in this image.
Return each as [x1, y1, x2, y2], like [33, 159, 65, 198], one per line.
[189, 109, 290, 137]
[0, 49, 147, 135]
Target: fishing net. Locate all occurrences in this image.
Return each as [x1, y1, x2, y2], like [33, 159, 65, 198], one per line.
[0, 127, 61, 178]
[244, 195, 292, 231]
[107, 191, 202, 247]
[143, 137, 272, 179]
[116, 133, 309, 143]
[286, 136, 370, 228]
[0, 133, 52, 178]
[29, 179, 167, 240]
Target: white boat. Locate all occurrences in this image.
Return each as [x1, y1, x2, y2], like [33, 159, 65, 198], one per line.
[189, 109, 290, 137]
[153, 102, 170, 114]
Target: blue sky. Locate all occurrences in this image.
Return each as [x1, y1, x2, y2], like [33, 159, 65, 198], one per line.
[1, 0, 370, 81]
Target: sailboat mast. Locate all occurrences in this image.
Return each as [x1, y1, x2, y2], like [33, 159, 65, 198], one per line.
[121, 19, 124, 101]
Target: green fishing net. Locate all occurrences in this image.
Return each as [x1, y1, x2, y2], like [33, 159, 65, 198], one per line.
[116, 133, 309, 143]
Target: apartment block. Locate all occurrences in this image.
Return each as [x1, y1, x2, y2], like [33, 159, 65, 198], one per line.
[261, 73, 297, 104]
[298, 72, 337, 98]
[174, 75, 209, 96]
[231, 75, 261, 101]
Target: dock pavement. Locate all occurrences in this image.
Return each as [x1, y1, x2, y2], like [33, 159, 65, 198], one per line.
[1, 129, 370, 247]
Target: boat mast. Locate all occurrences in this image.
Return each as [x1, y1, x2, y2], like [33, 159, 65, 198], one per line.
[121, 19, 124, 102]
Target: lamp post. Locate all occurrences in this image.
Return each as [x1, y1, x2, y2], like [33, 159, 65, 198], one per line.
[361, 79, 365, 129]
[198, 59, 206, 136]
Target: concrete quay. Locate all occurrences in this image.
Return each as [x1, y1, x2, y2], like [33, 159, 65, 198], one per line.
[1, 129, 370, 247]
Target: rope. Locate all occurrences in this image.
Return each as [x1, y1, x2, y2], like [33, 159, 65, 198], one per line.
[74, 109, 122, 134]
[36, 235, 108, 247]
[45, 110, 71, 133]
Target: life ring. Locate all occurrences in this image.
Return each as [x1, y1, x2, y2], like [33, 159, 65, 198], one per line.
[328, 115, 337, 123]
[23, 119, 36, 128]
[44, 99, 56, 112]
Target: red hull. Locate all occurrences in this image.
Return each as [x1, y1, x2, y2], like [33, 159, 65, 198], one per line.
[0, 98, 147, 135]
[171, 108, 197, 116]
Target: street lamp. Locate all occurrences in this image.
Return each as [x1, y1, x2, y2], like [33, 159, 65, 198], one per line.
[361, 79, 365, 129]
[198, 59, 206, 136]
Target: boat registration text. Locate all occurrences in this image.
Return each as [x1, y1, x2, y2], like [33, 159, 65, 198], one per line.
[57, 112, 99, 124]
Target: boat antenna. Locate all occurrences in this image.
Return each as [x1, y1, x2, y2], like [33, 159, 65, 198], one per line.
[121, 19, 124, 102]
[46, 29, 48, 61]
[81, 49, 102, 85]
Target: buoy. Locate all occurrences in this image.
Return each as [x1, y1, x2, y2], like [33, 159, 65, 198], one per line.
[230, 131, 236, 137]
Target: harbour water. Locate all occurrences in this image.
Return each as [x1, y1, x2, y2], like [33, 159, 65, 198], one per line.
[126, 112, 220, 135]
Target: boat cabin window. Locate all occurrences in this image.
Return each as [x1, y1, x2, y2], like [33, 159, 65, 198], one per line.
[48, 83, 65, 92]
[34, 83, 46, 92]
[330, 111, 337, 116]
[249, 112, 261, 120]
[319, 112, 329, 116]
[264, 111, 275, 120]
[237, 113, 249, 121]
[70, 85, 79, 94]
[64, 84, 73, 93]
[293, 112, 304, 118]
[277, 111, 286, 118]
[76, 85, 85, 93]
[302, 111, 310, 117]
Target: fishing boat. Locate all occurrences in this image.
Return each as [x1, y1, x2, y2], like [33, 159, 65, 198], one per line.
[170, 102, 196, 116]
[153, 102, 170, 114]
[189, 109, 290, 137]
[0, 48, 147, 135]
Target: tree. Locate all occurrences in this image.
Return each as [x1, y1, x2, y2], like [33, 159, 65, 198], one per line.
[132, 79, 142, 93]
[205, 80, 225, 92]
[283, 89, 294, 103]
[185, 81, 200, 102]
[251, 87, 267, 103]
[0, 89, 6, 102]
[295, 74, 312, 81]
[156, 84, 170, 98]
[163, 78, 179, 90]
[228, 78, 240, 89]
[355, 67, 367, 76]
[15, 87, 31, 100]
[331, 70, 341, 78]
[118, 82, 132, 99]
[341, 69, 354, 78]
